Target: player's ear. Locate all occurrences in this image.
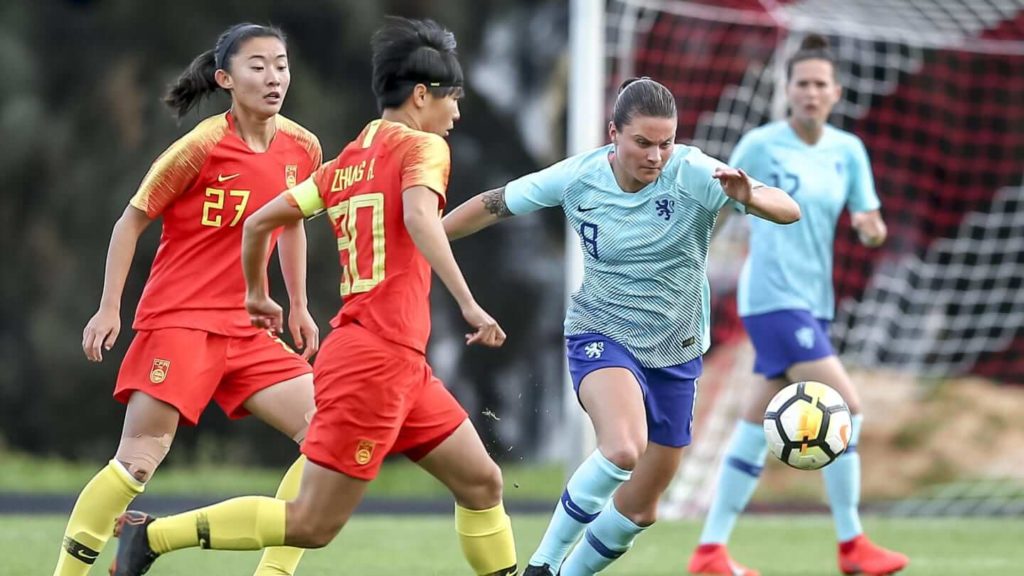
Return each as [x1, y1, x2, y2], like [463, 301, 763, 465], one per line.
[607, 121, 618, 143]
[411, 83, 429, 110]
[215, 69, 233, 91]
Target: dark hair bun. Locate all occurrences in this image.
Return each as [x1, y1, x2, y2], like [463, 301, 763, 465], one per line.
[617, 76, 649, 95]
[800, 34, 829, 51]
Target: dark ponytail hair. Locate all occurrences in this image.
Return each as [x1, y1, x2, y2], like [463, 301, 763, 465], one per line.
[786, 34, 837, 79]
[611, 77, 676, 130]
[163, 23, 287, 118]
[371, 16, 464, 113]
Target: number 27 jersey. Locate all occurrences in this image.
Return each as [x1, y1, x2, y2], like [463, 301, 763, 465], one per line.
[288, 119, 451, 355]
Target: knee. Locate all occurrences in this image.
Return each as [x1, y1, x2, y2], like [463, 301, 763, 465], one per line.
[456, 461, 504, 510]
[600, 440, 645, 472]
[616, 497, 659, 527]
[114, 433, 173, 484]
[286, 502, 345, 549]
[625, 507, 658, 527]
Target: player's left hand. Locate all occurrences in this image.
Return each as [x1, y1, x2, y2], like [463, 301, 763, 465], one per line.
[851, 210, 887, 247]
[288, 306, 320, 360]
[247, 293, 284, 333]
[461, 301, 507, 348]
[713, 166, 754, 205]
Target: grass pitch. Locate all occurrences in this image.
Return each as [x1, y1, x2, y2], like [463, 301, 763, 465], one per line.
[15, 514, 1023, 575]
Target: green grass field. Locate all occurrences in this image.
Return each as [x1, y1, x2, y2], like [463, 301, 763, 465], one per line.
[14, 515, 1023, 575]
[0, 452, 564, 500]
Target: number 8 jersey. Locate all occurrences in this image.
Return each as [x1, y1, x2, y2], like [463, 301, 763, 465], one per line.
[287, 119, 450, 355]
[130, 112, 321, 335]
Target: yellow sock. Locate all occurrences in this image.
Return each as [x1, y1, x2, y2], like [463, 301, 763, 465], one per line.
[53, 460, 144, 576]
[455, 502, 517, 576]
[254, 455, 306, 575]
[147, 496, 286, 553]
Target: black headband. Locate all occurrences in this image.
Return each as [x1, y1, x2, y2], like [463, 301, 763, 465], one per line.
[215, 24, 264, 70]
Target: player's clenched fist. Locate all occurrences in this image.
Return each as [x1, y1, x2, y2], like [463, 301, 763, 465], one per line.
[461, 301, 506, 348]
[247, 294, 284, 333]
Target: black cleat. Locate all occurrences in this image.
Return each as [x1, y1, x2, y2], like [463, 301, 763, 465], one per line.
[522, 564, 557, 576]
[109, 511, 160, 576]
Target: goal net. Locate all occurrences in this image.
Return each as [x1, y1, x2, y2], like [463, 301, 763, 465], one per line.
[601, 0, 1024, 517]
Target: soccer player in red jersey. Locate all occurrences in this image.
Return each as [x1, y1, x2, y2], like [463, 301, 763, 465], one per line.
[107, 17, 517, 576]
[53, 24, 321, 576]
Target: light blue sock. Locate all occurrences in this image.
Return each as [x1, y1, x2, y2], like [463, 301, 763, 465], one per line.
[824, 413, 864, 542]
[699, 420, 768, 544]
[528, 450, 631, 570]
[560, 501, 646, 576]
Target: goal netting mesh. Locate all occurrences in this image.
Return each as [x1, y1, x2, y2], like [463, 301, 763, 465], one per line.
[602, 0, 1024, 517]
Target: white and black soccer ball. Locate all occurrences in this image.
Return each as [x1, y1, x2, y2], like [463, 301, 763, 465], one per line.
[763, 381, 852, 471]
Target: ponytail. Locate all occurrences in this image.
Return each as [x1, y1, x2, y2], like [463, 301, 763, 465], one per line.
[162, 49, 218, 118]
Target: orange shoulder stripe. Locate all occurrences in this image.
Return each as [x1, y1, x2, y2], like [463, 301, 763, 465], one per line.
[277, 115, 323, 169]
[129, 114, 228, 218]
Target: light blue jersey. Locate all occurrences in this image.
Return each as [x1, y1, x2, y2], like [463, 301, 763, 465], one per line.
[734, 121, 880, 320]
[505, 144, 743, 368]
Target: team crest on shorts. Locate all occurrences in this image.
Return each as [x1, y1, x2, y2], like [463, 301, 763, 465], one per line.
[584, 341, 605, 359]
[285, 165, 298, 188]
[795, 327, 815, 349]
[355, 439, 376, 465]
[150, 359, 170, 384]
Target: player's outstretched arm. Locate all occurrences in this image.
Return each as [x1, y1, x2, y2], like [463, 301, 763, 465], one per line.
[404, 185, 506, 348]
[714, 167, 801, 224]
[442, 187, 513, 241]
[242, 194, 304, 333]
[277, 220, 319, 359]
[851, 209, 887, 247]
[83, 205, 153, 362]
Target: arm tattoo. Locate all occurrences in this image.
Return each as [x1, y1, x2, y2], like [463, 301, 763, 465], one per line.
[481, 188, 512, 217]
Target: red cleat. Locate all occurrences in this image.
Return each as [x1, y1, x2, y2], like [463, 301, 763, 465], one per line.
[688, 544, 761, 576]
[839, 535, 909, 575]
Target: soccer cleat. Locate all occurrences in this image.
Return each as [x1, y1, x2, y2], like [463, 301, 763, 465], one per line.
[687, 543, 760, 576]
[109, 511, 160, 576]
[838, 535, 909, 575]
[522, 563, 557, 576]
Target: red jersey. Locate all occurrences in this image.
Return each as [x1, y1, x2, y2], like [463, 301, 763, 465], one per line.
[130, 112, 321, 335]
[288, 119, 450, 354]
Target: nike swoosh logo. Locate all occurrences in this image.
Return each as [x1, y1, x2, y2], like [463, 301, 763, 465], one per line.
[577, 205, 597, 212]
[63, 537, 100, 565]
[217, 173, 241, 183]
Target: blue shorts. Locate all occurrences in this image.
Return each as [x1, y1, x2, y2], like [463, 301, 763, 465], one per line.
[565, 333, 702, 448]
[742, 309, 834, 379]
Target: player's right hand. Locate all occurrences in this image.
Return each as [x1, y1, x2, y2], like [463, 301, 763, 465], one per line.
[83, 307, 120, 362]
[247, 294, 284, 333]
[461, 301, 507, 348]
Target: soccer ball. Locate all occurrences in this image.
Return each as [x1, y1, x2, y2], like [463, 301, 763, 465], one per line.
[763, 381, 852, 470]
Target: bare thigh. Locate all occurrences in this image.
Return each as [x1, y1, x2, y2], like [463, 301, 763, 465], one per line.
[786, 355, 861, 414]
[416, 419, 503, 510]
[284, 458, 368, 548]
[741, 375, 790, 424]
[242, 373, 316, 441]
[578, 367, 648, 470]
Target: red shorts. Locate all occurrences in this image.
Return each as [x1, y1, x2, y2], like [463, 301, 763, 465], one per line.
[302, 323, 467, 480]
[114, 328, 311, 425]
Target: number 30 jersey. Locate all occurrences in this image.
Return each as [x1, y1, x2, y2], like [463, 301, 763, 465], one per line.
[288, 119, 451, 355]
[130, 112, 322, 335]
